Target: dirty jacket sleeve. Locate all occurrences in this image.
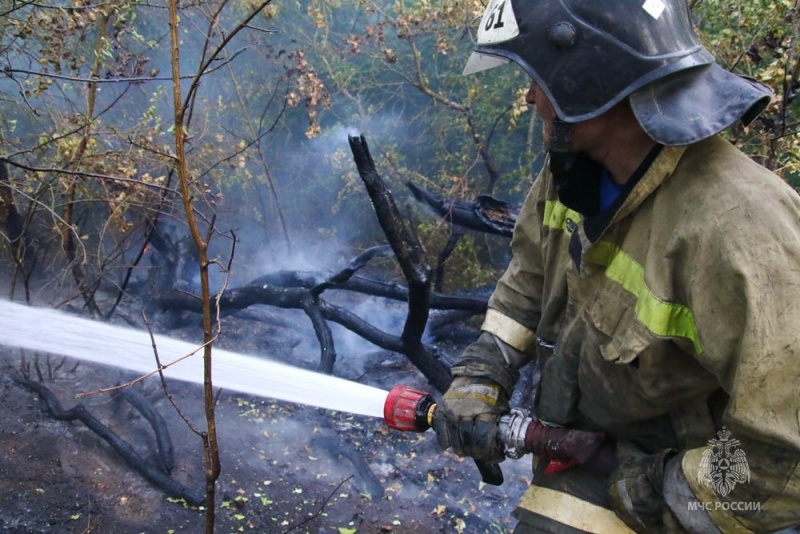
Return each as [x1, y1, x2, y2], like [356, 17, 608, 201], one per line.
[482, 174, 548, 355]
[667, 150, 800, 532]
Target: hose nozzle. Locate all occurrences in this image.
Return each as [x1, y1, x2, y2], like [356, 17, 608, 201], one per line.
[383, 385, 504, 486]
[384, 385, 436, 432]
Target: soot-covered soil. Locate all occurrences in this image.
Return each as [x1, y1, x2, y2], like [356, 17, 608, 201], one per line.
[0, 348, 530, 533]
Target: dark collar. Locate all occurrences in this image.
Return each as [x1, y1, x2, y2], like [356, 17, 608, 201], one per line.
[567, 144, 664, 268]
[583, 144, 664, 243]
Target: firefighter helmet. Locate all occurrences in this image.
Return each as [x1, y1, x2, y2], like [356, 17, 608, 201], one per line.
[464, 0, 771, 145]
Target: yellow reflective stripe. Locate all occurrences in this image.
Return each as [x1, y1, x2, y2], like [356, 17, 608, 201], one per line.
[518, 485, 636, 534]
[543, 200, 581, 233]
[481, 308, 537, 353]
[586, 241, 702, 355]
[448, 383, 500, 405]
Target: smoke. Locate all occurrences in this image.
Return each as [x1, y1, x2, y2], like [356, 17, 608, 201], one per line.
[0, 0, 466, 377]
[310, 123, 364, 153]
[326, 294, 408, 378]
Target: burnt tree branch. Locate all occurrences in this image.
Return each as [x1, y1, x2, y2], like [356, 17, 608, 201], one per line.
[156, 284, 340, 373]
[406, 180, 517, 294]
[117, 385, 175, 474]
[348, 134, 450, 393]
[153, 282, 438, 370]
[406, 181, 517, 237]
[318, 300, 404, 353]
[310, 245, 393, 298]
[300, 294, 336, 373]
[12, 375, 203, 506]
[252, 272, 488, 313]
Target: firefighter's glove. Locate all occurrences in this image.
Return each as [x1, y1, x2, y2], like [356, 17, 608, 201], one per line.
[608, 441, 677, 533]
[433, 334, 519, 463]
[433, 376, 509, 463]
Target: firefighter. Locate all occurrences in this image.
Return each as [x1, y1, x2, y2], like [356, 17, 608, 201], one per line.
[432, 0, 800, 532]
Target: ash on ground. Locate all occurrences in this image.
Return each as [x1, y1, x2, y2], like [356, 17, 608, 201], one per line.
[0, 348, 531, 533]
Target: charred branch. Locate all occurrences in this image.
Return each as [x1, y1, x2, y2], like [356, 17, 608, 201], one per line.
[153, 282, 442, 370]
[117, 385, 176, 474]
[405, 178, 517, 307]
[155, 285, 337, 372]
[407, 181, 517, 238]
[12, 375, 203, 506]
[252, 272, 487, 313]
[318, 300, 405, 353]
[300, 294, 336, 374]
[348, 134, 450, 393]
[310, 245, 393, 298]
[348, 138, 428, 284]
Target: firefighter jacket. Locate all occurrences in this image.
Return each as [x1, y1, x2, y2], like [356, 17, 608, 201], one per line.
[483, 135, 800, 532]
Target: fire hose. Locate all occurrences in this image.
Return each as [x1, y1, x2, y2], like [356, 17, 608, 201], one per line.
[383, 385, 617, 485]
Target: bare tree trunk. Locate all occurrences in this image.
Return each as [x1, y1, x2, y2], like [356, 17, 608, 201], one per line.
[60, 8, 112, 316]
[348, 134, 451, 392]
[166, 2, 220, 530]
[0, 159, 22, 246]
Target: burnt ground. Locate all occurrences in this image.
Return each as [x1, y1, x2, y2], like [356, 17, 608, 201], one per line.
[0, 312, 531, 534]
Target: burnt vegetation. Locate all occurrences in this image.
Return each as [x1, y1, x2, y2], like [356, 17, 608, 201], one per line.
[0, 0, 797, 531]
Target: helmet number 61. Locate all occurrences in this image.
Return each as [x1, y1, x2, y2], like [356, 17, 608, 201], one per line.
[484, 0, 506, 31]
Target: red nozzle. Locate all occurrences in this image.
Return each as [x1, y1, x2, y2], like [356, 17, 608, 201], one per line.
[384, 385, 435, 432]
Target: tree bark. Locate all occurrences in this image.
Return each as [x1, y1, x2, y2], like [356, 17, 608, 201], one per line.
[348, 134, 451, 393]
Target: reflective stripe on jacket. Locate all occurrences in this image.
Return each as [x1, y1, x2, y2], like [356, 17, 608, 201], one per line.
[485, 135, 800, 532]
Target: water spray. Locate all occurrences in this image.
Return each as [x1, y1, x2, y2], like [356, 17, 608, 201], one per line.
[0, 301, 614, 485]
[0, 300, 387, 417]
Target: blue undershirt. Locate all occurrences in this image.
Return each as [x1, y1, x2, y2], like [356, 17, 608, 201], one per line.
[598, 168, 623, 212]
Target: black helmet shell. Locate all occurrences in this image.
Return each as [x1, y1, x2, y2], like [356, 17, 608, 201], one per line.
[464, 0, 772, 144]
[464, 0, 713, 122]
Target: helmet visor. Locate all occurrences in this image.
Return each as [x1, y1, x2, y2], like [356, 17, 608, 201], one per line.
[462, 52, 510, 76]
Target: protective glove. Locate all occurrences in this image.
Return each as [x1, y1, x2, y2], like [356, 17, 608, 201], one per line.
[432, 333, 519, 463]
[608, 441, 678, 533]
[433, 376, 509, 463]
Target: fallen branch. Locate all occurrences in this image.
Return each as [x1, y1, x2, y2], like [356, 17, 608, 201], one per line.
[155, 271, 486, 373]
[12, 375, 203, 506]
[407, 181, 517, 237]
[252, 272, 488, 312]
[310, 245, 393, 298]
[117, 385, 175, 474]
[300, 294, 336, 373]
